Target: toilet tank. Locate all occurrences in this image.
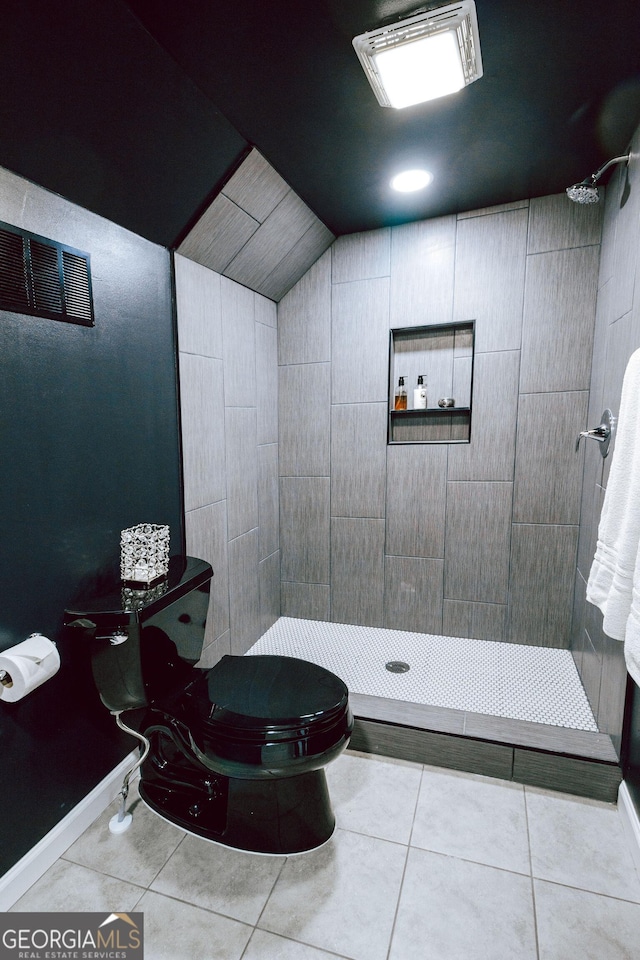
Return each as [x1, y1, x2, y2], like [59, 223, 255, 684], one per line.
[64, 556, 212, 713]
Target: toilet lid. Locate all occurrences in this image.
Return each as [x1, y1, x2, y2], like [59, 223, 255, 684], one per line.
[186, 654, 349, 732]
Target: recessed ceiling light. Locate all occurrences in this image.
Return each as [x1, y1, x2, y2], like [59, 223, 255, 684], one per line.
[391, 169, 434, 192]
[353, 0, 483, 109]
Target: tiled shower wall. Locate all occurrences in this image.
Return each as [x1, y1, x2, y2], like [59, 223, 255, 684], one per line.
[278, 195, 603, 648]
[572, 123, 640, 753]
[175, 253, 280, 662]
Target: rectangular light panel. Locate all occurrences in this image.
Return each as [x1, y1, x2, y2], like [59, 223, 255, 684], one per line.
[353, 0, 482, 109]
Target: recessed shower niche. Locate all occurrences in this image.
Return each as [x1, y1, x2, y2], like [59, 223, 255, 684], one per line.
[388, 321, 475, 443]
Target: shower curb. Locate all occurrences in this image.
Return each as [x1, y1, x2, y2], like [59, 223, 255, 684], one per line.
[0, 749, 139, 911]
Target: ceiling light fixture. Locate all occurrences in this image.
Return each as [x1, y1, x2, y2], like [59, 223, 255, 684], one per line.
[352, 0, 483, 109]
[391, 169, 434, 192]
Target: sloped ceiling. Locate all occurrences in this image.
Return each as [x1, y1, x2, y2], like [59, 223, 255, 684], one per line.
[0, 0, 639, 248]
[177, 150, 335, 301]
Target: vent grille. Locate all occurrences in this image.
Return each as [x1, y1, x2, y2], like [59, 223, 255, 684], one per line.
[0, 221, 94, 326]
[0, 228, 30, 311]
[62, 250, 93, 321]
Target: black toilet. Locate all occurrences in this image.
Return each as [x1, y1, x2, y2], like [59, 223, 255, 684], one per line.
[65, 556, 353, 854]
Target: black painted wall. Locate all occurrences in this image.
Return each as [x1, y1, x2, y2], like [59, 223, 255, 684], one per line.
[0, 166, 183, 875]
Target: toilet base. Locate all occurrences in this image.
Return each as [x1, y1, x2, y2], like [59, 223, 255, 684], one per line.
[139, 753, 336, 855]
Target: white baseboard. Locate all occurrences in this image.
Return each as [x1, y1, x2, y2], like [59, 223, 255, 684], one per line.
[0, 750, 139, 911]
[619, 780, 640, 878]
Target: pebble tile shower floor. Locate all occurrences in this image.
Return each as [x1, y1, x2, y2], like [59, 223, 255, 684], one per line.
[249, 618, 598, 731]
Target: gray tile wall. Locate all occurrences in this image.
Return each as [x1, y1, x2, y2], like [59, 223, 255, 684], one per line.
[177, 149, 335, 301]
[278, 194, 602, 649]
[175, 254, 279, 662]
[571, 124, 640, 756]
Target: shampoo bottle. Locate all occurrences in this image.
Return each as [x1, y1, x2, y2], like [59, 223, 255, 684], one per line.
[414, 375, 427, 409]
[394, 376, 407, 410]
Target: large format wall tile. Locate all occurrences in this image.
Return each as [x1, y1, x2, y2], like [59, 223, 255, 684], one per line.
[221, 276, 256, 406]
[448, 350, 520, 481]
[457, 199, 528, 220]
[332, 277, 391, 403]
[509, 523, 578, 647]
[331, 518, 386, 626]
[280, 477, 330, 583]
[384, 556, 444, 634]
[174, 255, 222, 359]
[179, 353, 226, 511]
[176, 193, 259, 275]
[597, 633, 627, 754]
[258, 443, 279, 560]
[527, 193, 603, 253]
[255, 320, 278, 444]
[582, 606, 604, 717]
[255, 294, 277, 328]
[577, 479, 604, 584]
[228, 529, 260, 655]
[601, 311, 640, 489]
[332, 229, 391, 283]
[259, 550, 280, 636]
[513, 391, 588, 524]
[260, 219, 334, 302]
[331, 402, 387, 518]
[224, 406, 258, 541]
[520, 246, 599, 393]
[278, 250, 331, 365]
[442, 599, 507, 642]
[605, 135, 640, 323]
[453, 207, 528, 353]
[389, 216, 456, 327]
[279, 363, 330, 477]
[222, 148, 289, 222]
[386, 445, 448, 559]
[224, 191, 319, 291]
[444, 482, 513, 603]
[280, 581, 331, 620]
[185, 500, 230, 644]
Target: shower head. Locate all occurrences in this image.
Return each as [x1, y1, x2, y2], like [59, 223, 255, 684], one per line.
[566, 180, 600, 204]
[566, 154, 630, 204]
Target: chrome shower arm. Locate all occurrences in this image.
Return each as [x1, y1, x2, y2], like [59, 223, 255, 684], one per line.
[590, 154, 630, 184]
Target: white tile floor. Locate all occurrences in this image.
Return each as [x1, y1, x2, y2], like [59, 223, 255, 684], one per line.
[249, 618, 598, 731]
[10, 750, 640, 960]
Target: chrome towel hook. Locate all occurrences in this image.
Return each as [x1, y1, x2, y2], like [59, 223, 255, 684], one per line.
[576, 409, 615, 458]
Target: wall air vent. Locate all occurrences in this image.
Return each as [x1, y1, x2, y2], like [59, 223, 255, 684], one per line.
[0, 221, 94, 326]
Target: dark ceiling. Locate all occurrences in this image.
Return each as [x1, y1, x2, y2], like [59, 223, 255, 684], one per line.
[2, 0, 640, 248]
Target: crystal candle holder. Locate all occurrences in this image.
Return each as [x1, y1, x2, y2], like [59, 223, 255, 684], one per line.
[120, 523, 170, 585]
[121, 579, 169, 612]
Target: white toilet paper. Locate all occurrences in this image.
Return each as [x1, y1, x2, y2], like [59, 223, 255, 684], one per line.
[0, 634, 60, 703]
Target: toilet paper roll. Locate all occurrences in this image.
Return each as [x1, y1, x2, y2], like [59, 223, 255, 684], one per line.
[0, 634, 60, 703]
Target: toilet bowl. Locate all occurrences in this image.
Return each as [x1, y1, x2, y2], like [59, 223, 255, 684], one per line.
[65, 556, 352, 854]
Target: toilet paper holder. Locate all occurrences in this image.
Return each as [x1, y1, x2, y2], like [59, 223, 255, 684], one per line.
[0, 633, 42, 685]
[0, 633, 60, 702]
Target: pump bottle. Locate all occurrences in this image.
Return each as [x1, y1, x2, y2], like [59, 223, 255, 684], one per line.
[413, 375, 427, 409]
[394, 376, 407, 410]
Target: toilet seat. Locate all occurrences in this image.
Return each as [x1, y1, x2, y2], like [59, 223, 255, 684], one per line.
[180, 655, 352, 779]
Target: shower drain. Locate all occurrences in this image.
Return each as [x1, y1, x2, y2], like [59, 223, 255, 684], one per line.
[385, 660, 410, 673]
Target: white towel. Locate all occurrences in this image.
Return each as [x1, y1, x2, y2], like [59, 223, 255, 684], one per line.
[586, 347, 640, 687]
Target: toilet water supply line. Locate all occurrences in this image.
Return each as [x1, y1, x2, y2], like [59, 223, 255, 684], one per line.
[109, 711, 152, 834]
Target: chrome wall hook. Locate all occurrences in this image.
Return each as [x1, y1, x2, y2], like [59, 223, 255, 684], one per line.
[576, 409, 615, 458]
